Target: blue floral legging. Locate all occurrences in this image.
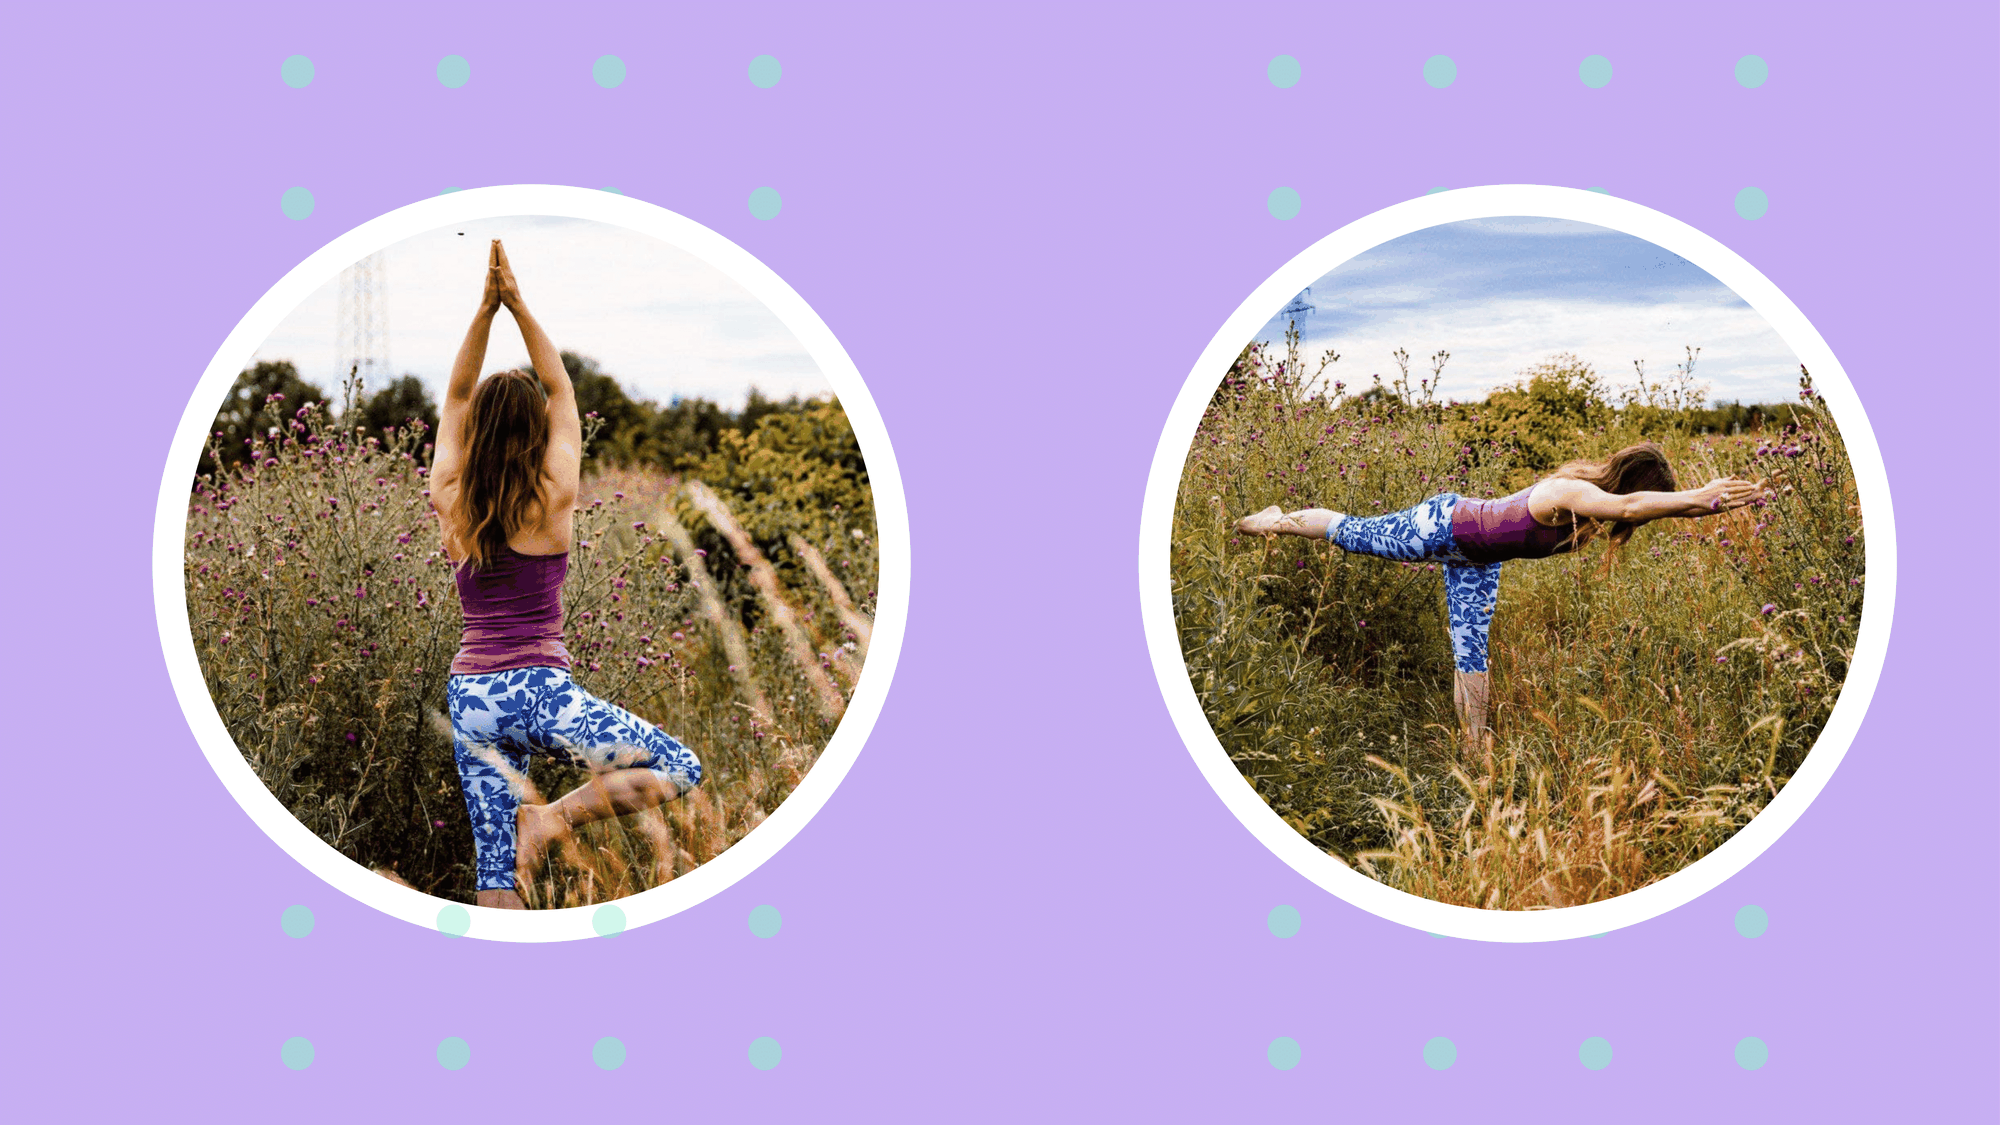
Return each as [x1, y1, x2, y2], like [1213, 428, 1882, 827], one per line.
[448, 665, 703, 892]
[1327, 492, 1502, 674]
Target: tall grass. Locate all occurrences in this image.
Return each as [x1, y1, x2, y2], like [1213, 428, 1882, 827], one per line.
[184, 380, 878, 905]
[1172, 330, 1863, 908]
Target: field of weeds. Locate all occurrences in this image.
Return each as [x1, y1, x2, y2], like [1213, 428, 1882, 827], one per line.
[185, 382, 877, 906]
[1172, 331, 1864, 908]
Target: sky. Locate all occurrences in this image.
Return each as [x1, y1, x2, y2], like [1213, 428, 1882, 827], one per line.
[251, 215, 831, 410]
[1253, 216, 1803, 405]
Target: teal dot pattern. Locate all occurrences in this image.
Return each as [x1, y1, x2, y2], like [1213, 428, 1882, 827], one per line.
[280, 55, 314, 89]
[280, 187, 314, 221]
[1266, 905, 1300, 938]
[1423, 1037, 1457, 1070]
[1267, 1036, 1301, 1070]
[1737, 55, 1770, 88]
[748, 187, 783, 220]
[593, 904, 627, 937]
[1579, 1036, 1613, 1070]
[437, 54, 471, 88]
[280, 905, 314, 938]
[1267, 186, 1301, 220]
[1423, 55, 1456, 88]
[1268, 55, 1301, 88]
[593, 55, 627, 88]
[748, 904, 782, 938]
[1425, 187, 1449, 195]
[280, 1037, 314, 1070]
[1736, 1036, 1769, 1070]
[593, 1037, 627, 1070]
[1580, 55, 1614, 88]
[1735, 904, 1769, 937]
[436, 904, 471, 937]
[1735, 187, 1770, 220]
[1588, 186, 1610, 194]
[748, 1036, 783, 1070]
[437, 1036, 470, 1071]
[748, 55, 782, 89]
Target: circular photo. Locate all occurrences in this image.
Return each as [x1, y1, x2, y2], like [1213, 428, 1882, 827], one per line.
[159, 189, 905, 936]
[1144, 191, 1890, 936]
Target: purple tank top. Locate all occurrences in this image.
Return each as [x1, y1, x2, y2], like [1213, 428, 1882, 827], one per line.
[449, 545, 572, 675]
[1451, 485, 1577, 564]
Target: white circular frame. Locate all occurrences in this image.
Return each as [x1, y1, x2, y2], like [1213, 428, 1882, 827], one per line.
[154, 185, 910, 942]
[1139, 185, 1895, 942]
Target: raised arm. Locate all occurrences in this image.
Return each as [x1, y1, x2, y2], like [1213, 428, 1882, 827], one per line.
[428, 243, 504, 494]
[1533, 475, 1763, 524]
[490, 240, 582, 512]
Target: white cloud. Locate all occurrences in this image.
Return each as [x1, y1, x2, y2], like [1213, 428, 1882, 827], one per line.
[250, 215, 830, 410]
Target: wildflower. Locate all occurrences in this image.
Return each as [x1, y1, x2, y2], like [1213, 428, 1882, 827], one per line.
[671, 631, 685, 641]
[589, 662, 602, 671]
[695, 548, 707, 558]
[433, 820, 446, 828]
[632, 521, 646, 531]
[614, 491, 625, 500]
[346, 732, 358, 742]
[1715, 655, 1728, 664]
[1761, 604, 1777, 615]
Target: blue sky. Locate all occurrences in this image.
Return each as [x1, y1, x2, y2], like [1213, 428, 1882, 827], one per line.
[252, 216, 831, 410]
[1254, 217, 1802, 405]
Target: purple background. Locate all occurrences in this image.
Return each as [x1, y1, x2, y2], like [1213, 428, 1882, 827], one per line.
[7, 3, 1994, 1119]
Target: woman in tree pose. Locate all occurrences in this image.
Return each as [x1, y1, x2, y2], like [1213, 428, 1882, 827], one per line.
[1236, 444, 1762, 754]
[431, 240, 702, 910]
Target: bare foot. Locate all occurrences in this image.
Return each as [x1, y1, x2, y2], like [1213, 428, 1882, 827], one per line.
[1236, 505, 1285, 535]
[477, 888, 527, 910]
[516, 802, 568, 880]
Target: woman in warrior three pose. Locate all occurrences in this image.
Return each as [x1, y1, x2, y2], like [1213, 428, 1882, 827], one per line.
[431, 240, 703, 909]
[1235, 443, 1762, 754]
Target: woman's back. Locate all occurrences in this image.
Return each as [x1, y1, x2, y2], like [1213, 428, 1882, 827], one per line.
[450, 545, 572, 674]
[1451, 484, 1576, 564]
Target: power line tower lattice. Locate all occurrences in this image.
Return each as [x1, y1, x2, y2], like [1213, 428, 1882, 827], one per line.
[336, 250, 391, 407]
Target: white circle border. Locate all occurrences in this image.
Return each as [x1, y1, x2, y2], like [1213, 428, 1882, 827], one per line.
[153, 185, 910, 942]
[1138, 185, 1895, 942]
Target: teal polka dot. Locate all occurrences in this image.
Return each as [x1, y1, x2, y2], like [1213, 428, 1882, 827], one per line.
[280, 1037, 314, 1070]
[1589, 932, 1609, 939]
[1588, 187, 1610, 194]
[601, 186, 623, 195]
[437, 54, 470, 88]
[748, 55, 782, 89]
[1423, 1037, 1456, 1070]
[748, 187, 782, 220]
[1735, 904, 1769, 937]
[1736, 55, 1769, 88]
[748, 1036, 782, 1070]
[280, 905, 314, 938]
[280, 188, 314, 221]
[593, 55, 626, 88]
[1267, 1036, 1301, 1070]
[593, 905, 626, 937]
[1735, 1036, 1769, 1070]
[436, 1036, 470, 1071]
[1423, 55, 1456, 88]
[1267, 186, 1301, 220]
[439, 187, 462, 194]
[593, 1037, 626, 1070]
[1579, 1036, 1613, 1070]
[1735, 187, 1769, 220]
[1579, 55, 1614, 88]
[280, 55, 314, 89]
[1268, 55, 1301, 88]
[436, 903, 471, 937]
[1424, 187, 1449, 196]
[748, 904, 782, 938]
[1266, 905, 1300, 938]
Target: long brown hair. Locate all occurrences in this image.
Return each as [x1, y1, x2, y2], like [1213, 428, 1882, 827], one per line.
[447, 370, 548, 569]
[1549, 441, 1678, 560]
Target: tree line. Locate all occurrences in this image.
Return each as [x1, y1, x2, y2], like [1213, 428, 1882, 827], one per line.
[203, 351, 822, 478]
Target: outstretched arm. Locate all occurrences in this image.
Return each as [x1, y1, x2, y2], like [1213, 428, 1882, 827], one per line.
[1535, 476, 1762, 524]
[490, 240, 582, 512]
[1237, 506, 1342, 538]
[430, 244, 504, 490]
